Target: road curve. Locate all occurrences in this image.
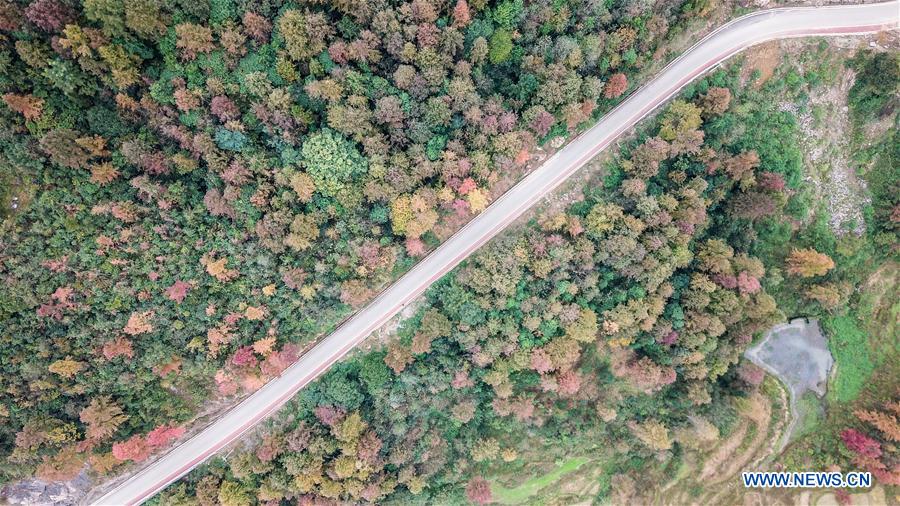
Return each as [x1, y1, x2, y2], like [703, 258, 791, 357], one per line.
[93, 3, 899, 504]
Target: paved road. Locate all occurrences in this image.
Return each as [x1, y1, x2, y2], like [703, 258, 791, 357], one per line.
[94, 3, 899, 504]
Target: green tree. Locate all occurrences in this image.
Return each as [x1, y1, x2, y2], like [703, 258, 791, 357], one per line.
[489, 29, 513, 64]
[300, 129, 368, 197]
[218, 481, 251, 506]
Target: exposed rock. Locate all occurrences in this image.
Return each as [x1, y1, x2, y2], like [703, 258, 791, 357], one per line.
[1, 471, 91, 506]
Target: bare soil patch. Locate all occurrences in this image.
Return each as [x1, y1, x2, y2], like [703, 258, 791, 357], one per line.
[742, 41, 783, 86]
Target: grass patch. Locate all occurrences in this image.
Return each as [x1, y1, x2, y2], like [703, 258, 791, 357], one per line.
[825, 264, 898, 404]
[737, 423, 758, 454]
[760, 375, 786, 414]
[490, 456, 590, 505]
[824, 315, 874, 404]
[794, 392, 824, 439]
[668, 457, 693, 488]
[856, 263, 899, 353]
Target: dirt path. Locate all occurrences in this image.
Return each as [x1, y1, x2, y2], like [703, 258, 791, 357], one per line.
[700, 422, 750, 481]
[719, 394, 772, 480]
[696, 392, 783, 506]
[656, 378, 793, 506]
[749, 379, 790, 471]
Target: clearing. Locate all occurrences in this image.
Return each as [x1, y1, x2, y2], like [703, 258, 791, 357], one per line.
[490, 457, 591, 505]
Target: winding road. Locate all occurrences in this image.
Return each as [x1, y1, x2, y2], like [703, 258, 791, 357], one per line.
[93, 3, 899, 504]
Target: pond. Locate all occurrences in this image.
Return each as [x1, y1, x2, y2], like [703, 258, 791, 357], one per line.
[744, 318, 834, 448]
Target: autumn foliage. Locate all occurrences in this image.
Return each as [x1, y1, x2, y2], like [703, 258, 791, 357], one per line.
[0, 0, 790, 495]
[150, 85, 791, 502]
[604, 73, 629, 99]
[786, 248, 836, 278]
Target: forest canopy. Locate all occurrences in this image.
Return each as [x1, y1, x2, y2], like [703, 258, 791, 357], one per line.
[0, 0, 715, 485]
[155, 68, 809, 503]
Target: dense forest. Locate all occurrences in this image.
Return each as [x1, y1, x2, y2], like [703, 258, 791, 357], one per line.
[0, 0, 730, 485]
[152, 63, 814, 503]
[155, 47, 900, 504]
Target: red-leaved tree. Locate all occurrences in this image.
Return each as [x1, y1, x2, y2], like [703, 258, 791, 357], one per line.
[465, 476, 493, 505]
